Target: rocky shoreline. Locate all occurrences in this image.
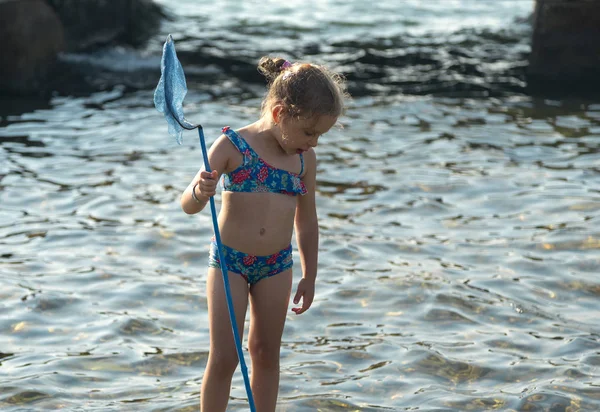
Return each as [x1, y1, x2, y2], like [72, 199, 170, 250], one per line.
[0, 0, 599, 98]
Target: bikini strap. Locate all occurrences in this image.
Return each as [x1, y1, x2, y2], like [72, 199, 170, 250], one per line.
[299, 153, 304, 176]
[222, 126, 255, 164]
[222, 126, 246, 151]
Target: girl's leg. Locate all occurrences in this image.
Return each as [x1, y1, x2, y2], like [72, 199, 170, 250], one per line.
[248, 269, 293, 412]
[201, 267, 249, 412]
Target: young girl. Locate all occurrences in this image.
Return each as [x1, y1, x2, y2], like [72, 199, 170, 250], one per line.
[181, 57, 348, 412]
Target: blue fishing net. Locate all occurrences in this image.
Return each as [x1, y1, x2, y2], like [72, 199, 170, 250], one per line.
[154, 35, 190, 144]
[152, 34, 256, 412]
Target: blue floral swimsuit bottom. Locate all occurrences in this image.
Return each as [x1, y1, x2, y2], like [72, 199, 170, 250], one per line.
[208, 238, 293, 285]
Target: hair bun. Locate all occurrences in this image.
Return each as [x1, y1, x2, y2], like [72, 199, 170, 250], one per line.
[258, 57, 289, 82]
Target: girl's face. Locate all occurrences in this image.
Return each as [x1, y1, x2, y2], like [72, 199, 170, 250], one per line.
[274, 107, 337, 155]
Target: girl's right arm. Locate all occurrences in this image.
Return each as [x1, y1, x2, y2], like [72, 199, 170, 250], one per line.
[180, 134, 234, 214]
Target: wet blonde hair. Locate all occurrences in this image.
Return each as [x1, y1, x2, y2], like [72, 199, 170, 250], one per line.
[257, 57, 348, 121]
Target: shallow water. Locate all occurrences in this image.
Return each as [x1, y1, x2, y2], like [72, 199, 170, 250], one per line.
[2, 1, 600, 411]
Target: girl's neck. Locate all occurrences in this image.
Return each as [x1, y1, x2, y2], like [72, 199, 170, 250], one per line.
[248, 117, 286, 155]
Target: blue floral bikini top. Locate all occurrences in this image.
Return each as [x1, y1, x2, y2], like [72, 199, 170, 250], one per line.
[221, 126, 307, 196]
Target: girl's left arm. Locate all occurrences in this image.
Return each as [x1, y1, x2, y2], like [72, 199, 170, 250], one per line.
[292, 149, 318, 315]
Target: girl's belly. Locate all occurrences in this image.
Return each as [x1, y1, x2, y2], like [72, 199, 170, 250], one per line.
[217, 192, 297, 255]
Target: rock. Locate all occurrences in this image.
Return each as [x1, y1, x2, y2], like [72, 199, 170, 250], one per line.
[528, 0, 600, 96]
[0, 0, 65, 95]
[46, 0, 166, 52]
[128, 0, 169, 47]
[0, 0, 166, 96]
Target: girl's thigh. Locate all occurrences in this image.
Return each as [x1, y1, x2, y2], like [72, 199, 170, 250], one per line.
[206, 267, 250, 351]
[248, 269, 293, 346]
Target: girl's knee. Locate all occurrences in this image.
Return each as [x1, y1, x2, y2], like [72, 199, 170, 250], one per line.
[249, 339, 280, 368]
[208, 349, 239, 376]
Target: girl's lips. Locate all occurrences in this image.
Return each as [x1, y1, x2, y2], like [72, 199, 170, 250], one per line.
[296, 149, 305, 154]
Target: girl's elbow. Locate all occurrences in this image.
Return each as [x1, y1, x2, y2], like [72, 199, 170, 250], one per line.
[181, 203, 192, 215]
[180, 195, 197, 215]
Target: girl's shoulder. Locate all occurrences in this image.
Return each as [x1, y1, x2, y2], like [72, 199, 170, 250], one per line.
[213, 132, 240, 153]
[221, 125, 257, 151]
[209, 132, 246, 174]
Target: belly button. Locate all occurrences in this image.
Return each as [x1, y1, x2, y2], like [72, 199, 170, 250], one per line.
[260, 228, 266, 236]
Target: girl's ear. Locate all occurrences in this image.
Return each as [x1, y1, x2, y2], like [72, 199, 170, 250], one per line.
[271, 104, 286, 124]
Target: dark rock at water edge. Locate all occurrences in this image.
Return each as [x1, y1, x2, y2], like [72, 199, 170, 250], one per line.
[0, 0, 166, 96]
[0, 0, 65, 95]
[46, 0, 166, 52]
[528, 0, 600, 97]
